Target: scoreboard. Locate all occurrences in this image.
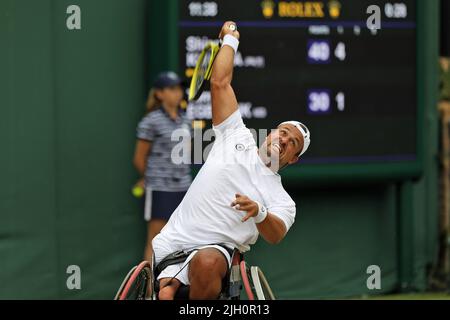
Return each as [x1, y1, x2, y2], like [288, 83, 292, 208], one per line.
[176, 0, 428, 181]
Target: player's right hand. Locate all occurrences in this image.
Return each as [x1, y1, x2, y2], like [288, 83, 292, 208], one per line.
[219, 21, 240, 41]
[231, 193, 258, 222]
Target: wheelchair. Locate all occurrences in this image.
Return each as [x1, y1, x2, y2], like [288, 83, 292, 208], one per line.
[114, 248, 276, 300]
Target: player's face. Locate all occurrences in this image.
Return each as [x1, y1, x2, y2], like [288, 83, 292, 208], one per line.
[260, 124, 304, 171]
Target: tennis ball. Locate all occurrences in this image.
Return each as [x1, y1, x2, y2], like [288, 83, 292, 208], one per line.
[132, 186, 144, 198]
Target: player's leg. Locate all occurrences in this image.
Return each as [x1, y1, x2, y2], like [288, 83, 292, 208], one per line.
[188, 248, 228, 299]
[158, 277, 182, 300]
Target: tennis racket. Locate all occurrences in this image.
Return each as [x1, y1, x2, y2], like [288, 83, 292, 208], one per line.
[188, 23, 237, 101]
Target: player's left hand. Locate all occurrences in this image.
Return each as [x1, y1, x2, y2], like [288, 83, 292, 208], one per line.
[231, 193, 258, 222]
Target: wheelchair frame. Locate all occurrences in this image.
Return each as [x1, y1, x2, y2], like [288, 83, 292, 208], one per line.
[114, 249, 275, 300]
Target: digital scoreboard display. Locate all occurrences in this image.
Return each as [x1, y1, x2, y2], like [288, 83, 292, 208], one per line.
[178, 0, 419, 178]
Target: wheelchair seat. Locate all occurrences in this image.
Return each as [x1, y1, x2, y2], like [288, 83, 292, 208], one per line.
[153, 246, 242, 300]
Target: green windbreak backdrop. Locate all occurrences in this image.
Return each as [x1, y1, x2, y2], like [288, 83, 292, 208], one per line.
[0, 0, 148, 299]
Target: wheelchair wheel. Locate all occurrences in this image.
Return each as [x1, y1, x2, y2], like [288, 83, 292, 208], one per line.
[114, 265, 137, 300]
[116, 261, 154, 300]
[239, 261, 256, 300]
[250, 266, 276, 300]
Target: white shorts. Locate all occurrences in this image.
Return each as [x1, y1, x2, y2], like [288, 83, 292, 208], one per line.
[153, 237, 232, 285]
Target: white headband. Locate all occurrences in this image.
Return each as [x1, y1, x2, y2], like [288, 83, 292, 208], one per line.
[279, 121, 311, 157]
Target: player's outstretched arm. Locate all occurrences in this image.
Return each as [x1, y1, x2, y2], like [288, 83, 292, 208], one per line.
[210, 21, 240, 126]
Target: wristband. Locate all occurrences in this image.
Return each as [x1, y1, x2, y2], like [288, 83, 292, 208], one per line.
[253, 201, 268, 224]
[221, 34, 239, 54]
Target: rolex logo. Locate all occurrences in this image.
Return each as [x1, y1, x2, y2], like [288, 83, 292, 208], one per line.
[261, 0, 275, 19]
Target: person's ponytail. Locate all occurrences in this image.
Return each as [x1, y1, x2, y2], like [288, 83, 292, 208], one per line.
[145, 88, 161, 114]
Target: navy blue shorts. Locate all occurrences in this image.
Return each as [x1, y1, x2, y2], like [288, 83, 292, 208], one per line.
[143, 188, 186, 221]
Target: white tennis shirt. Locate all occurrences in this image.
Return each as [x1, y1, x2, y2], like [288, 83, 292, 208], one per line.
[153, 110, 296, 253]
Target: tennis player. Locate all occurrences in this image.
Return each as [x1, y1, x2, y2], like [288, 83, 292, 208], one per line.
[153, 21, 311, 300]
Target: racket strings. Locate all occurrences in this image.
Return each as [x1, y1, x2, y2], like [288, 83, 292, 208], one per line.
[189, 43, 218, 101]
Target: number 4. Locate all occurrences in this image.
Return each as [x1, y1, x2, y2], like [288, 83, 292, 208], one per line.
[334, 42, 346, 61]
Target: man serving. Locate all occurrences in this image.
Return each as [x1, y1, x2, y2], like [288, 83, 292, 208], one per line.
[153, 21, 311, 300]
